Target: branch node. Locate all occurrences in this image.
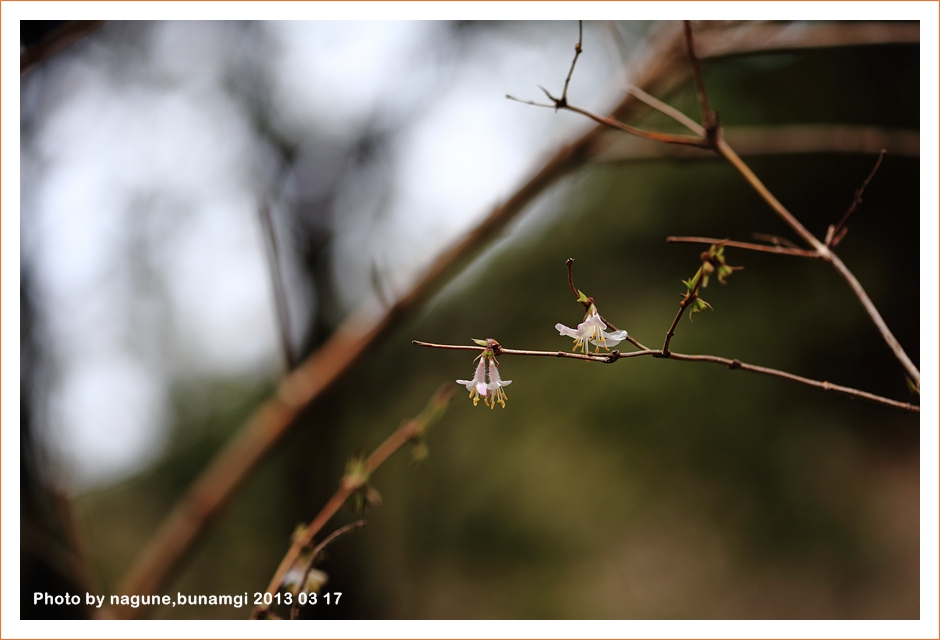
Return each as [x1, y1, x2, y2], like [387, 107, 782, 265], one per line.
[486, 338, 502, 356]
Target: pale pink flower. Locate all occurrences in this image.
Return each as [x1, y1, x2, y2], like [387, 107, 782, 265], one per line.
[556, 306, 627, 354]
[457, 350, 512, 408]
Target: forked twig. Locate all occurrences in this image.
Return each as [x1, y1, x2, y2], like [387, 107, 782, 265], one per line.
[560, 20, 584, 106]
[526, 20, 920, 387]
[565, 258, 649, 351]
[826, 149, 887, 246]
[252, 386, 453, 620]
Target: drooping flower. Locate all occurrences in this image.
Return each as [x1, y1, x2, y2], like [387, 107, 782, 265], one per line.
[555, 305, 627, 354]
[485, 357, 511, 409]
[457, 347, 512, 408]
[457, 356, 489, 406]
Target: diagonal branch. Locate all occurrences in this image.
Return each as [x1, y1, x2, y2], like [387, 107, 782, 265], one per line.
[253, 386, 452, 620]
[628, 85, 705, 136]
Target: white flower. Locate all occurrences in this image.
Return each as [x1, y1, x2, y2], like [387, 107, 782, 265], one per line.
[457, 357, 489, 406]
[555, 306, 628, 354]
[457, 349, 512, 408]
[485, 358, 511, 409]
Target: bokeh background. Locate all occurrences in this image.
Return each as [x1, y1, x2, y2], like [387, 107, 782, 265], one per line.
[20, 20, 921, 619]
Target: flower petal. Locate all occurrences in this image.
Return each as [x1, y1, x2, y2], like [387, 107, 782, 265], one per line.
[556, 323, 581, 338]
[579, 313, 607, 331]
[599, 329, 628, 347]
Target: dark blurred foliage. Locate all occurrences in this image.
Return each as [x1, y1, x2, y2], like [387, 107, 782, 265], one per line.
[21, 277, 94, 619]
[21, 21, 69, 48]
[24, 27, 920, 619]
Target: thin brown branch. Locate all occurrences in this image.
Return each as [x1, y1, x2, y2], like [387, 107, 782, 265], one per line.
[253, 386, 452, 620]
[289, 520, 366, 620]
[667, 236, 819, 259]
[716, 138, 918, 385]
[628, 85, 705, 136]
[751, 233, 801, 250]
[505, 94, 558, 109]
[560, 20, 583, 105]
[258, 202, 296, 370]
[826, 149, 886, 246]
[683, 21, 718, 135]
[592, 125, 919, 164]
[411, 340, 631, 363]
[565, 257, 580, 300]
[605, 27, 917, 386]
[563, 102, 711, 148]
[412, 340, 918, 413]
[564, 257, 630, 337]
[827, 252, 920, 382]
[714, 137, 824, 252]
[662, 267, 705, 356]
[665, 352, 918, 412]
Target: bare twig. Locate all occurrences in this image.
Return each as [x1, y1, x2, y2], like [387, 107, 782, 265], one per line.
[751, 233, 802, 250]
[566, 257, 581, 301]
[560, 21, 584, 106]
[563, 101, 712, 149]
[685, 24, 919, 385]
[561, 23, 921, 386]
[592, 125, 919, 164]
[665, 352, 918, 412]
[412, 340, 918, 413]
[510, 89, 711, 149]
[564, 259, 650, 350]
[661, 268, 703, 356]
[289, 520, 366, 620]
[628, 85, 705, 136]
[667, 236, 819, 259]
[412, 339, 631, 364]
[253, 386, 453, 619]
[713, 138, 824, 251]
[258, 201, 296, 370]
[826, 149, 887, 246]
[683, 21, 718, 137]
